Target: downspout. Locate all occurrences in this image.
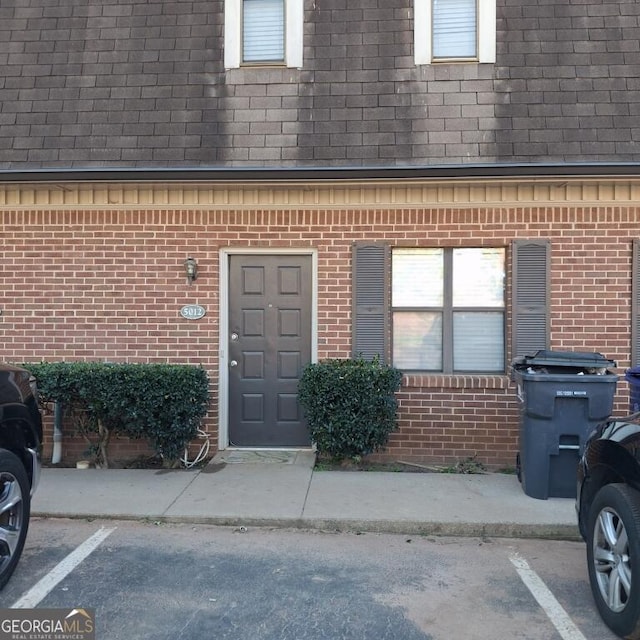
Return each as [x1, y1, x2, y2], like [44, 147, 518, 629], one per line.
[51, 401, 63, 464]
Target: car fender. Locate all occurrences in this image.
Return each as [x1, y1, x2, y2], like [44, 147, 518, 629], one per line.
[0, 404, 42, 450]
[578, 421, 640, 538]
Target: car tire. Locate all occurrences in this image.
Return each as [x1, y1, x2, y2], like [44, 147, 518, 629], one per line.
[587, 483, 640, 639]
[0, 448, 31, 590]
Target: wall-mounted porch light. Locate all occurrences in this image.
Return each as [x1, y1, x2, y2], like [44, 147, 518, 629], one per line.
[184, 257, 198, 283]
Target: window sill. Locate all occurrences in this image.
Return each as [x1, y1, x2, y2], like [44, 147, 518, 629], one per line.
[224, 67, 302, 84]
[401, 373, 510, 390]
[430, 57, 478, 64]
[239, 61, 287, 68]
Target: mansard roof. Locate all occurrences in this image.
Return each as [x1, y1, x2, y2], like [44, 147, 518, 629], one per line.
[1, 0, 639, 170]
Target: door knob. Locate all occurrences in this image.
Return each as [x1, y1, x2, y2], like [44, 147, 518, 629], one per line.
[230, 360, 238, 367]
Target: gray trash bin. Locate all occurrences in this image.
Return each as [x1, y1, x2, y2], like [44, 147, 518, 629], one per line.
[511, 350, 617, 500]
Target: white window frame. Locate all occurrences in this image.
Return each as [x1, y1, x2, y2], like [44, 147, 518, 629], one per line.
[414, 0, 496, 65]
[224, 0, 303, 69]
[391, 247, 506, 374]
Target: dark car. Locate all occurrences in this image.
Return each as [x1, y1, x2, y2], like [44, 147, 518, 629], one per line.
[577, 413, 640, 639]
[0, 364, 42, 589]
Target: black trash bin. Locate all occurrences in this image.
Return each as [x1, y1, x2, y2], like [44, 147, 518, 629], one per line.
[511, 350, 617, 500]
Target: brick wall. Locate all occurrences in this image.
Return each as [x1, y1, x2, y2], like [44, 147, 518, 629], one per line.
[1, 201, 636, 468]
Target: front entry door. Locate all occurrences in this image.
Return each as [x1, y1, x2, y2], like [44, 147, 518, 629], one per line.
[228, 254, 312, 447]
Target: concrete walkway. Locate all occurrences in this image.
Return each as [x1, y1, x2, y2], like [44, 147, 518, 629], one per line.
[32, 451, 580, 539]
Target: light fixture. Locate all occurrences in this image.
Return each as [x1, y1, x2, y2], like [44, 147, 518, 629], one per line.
[184, 257, 198, 283]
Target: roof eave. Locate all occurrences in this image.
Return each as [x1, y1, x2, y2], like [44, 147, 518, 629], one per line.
[1, 162, 640, 183]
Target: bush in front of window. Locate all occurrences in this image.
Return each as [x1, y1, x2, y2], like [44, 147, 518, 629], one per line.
[298, 356, 403, 461]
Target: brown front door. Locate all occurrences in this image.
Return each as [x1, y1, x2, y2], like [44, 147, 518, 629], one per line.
[228, 254, 312, 447]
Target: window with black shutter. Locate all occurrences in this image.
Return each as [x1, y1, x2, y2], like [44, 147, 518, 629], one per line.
[512, 239, 550, 360]
[352, 243, 390, 362]
[352, 239, 550, 371]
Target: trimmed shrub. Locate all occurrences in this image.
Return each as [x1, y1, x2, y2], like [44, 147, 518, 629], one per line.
[298, 357, 402, 461]
[24, 362, 209, 467]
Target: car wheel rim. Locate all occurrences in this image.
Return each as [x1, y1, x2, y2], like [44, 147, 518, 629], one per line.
[0, 471, 24, 574]
[593, 506, 633, 613]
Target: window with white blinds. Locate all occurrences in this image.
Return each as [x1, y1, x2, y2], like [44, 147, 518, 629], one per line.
[224, 0, 303, 69]
[242, 0, 285, 63]
[414, 0, 495, 65]
[432, 0, 476, 59]
[391, 247, 506, 373]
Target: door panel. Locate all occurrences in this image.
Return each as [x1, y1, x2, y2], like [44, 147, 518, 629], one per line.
[228, 254, 312, 447]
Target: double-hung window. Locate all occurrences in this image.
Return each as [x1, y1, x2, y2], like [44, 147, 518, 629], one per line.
[224, 0, 303, 69]
[392, 247, 505, 373]
[414, 0, 496, 64]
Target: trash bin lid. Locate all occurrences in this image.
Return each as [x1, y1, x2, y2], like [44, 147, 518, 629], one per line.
[515, 350, 616, 370]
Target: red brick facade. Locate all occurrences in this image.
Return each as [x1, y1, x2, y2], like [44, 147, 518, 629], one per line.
[2, 180, 637, 469]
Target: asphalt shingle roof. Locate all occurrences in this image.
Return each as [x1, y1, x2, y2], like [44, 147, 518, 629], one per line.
[1, 0, 639, 169]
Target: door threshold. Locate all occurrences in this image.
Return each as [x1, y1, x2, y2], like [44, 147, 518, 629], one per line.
[212, 449, 316, 466]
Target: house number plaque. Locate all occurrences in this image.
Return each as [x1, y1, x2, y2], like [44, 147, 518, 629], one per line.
[180, 304, 206, 320]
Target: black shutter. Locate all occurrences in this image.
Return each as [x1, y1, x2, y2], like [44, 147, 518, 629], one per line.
[352, 243, 389, 362]
[633, 239, 640, 366]
[512, 239, 550, 360]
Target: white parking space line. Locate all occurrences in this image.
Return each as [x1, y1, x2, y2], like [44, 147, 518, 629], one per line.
[12, 526, 116, 609]
[510, 553, 588, 640]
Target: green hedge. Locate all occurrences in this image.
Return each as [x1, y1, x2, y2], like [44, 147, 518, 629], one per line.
[298, 356, 402, 461]
[24, 362, 209, 467]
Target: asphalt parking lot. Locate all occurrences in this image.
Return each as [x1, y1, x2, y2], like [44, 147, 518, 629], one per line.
[1, 518, 619, 640]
